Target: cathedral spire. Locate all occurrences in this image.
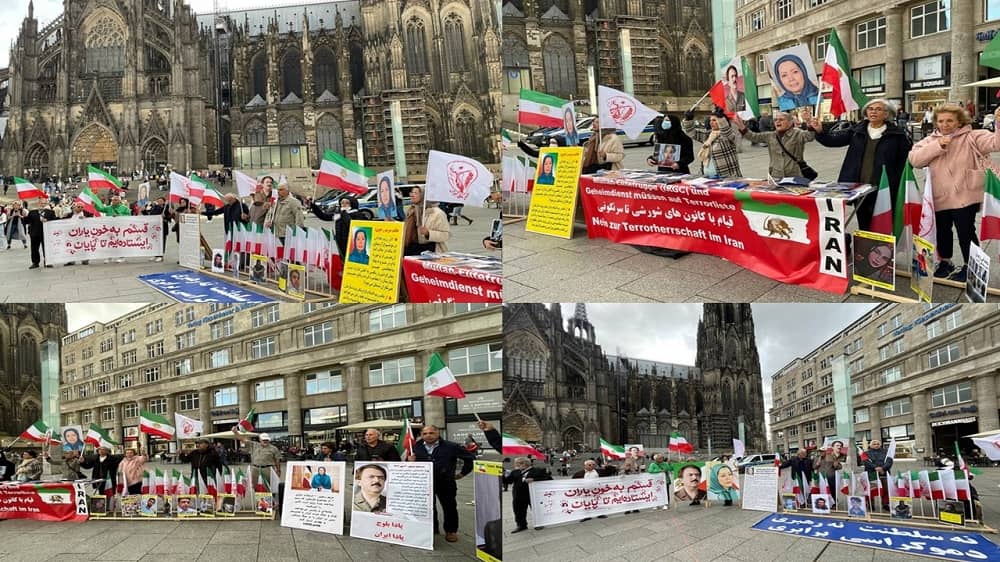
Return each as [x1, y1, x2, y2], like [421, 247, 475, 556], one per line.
[573, 303, 588, 324]
[28, 0, 33, 20]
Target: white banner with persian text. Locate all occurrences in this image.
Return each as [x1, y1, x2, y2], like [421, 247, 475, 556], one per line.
[529, 472, 668, 526]
[43, 216, 163, 265]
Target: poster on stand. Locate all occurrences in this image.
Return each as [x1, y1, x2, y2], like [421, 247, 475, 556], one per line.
[280, 461, 346, 535]
[349, 462, 435, 550]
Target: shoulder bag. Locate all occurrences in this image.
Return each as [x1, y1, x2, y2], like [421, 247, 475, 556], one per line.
[775, 132, 818, 180]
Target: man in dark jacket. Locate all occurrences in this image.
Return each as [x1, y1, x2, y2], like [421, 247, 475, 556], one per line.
[203, 193, 249, 235]
[780, 448, 814, 502]
[863, 439, 893, 510]
[408, 425, 475, 542]
[504, 457, 552, 532]
[142, 197, 173, 261]
[25, 203, 57, 269]
[0, 450, 16, 481]
[478, 420, 502, 453]
[180, 439, 223, 488]
[80, 446, 124, 494]
[354, 428, 401, 462]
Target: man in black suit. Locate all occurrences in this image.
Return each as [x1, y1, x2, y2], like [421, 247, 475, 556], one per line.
[25, 202, 57, 269]
[407, 424, 475, 543]
[504, 456, 552, 532]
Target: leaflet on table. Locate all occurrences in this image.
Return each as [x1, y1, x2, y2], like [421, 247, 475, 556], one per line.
[412, 252, 502, 275]
[586, 170, 870, 201]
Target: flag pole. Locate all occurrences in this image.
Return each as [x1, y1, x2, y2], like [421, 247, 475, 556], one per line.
[689, 91, 711, 112]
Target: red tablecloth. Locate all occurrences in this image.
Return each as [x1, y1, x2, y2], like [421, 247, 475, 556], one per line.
[403, 256, 503, 302]
[579, 175, 857, 294]
[0, 481, 88, 522]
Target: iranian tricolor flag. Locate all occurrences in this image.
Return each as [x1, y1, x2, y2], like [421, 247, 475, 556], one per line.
[138, 410, 175, 439]
[954, 470, 971, 501]
[104, 473, 114, 498]
[317, 149, 373, 194]
[84, 423, 117, 448]
[251, 223, 265, 255]
[668, 432, 693, 454]
[207, 473, 218, 497]
[501, 128, 513, 148]
[894, 161, 922, 239]
[870, 166, 894, 235]
[424, 352, 466, 398]
[141, 471, 151, 494]
[867, 470, 880, 500]
[502, 433, 545, 461]
[857, 444, 869, 463]
[20, 421, 59, 443]
[853, 471, 869, 499]
[810, 472, 821, 495]
[76, 187, 103, 217]
[910, 470, 923, 499]
[821, 27, 869, 117]
[169, 171, 190, 204]
[940, 469, 958, 500]
[187, 174, 209, 206]
[236, 469, 247, 497]
[155, 469, 165, 495]
[741, 56, 760, 120]
[238, 408, 256, 433]
[87, 165, 123, 192]
[600, 438, 626, 460]
[917, 167, 937, 248]
[255, 471, 268, 493]
[396, 418, 417, 459]
[14, 177, 47, 200]
[896, 472, 910, 497]
[518, 88, 569, 128]
[927, 470, 944, 499]
[836, 470, 851, 495]
[980, 169, 1000, 241]
[202, 185, 226, 208]
[171, 469, 183, 494]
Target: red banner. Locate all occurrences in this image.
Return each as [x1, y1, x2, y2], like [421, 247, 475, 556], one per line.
[403, 257, 503, 303]
[579, 176, 850, 294]
[0, 481, 88, 522]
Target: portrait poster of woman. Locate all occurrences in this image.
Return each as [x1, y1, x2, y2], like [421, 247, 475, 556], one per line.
[765, 44, 820, 111]
[707, 463, 740, 505]
[852, 231, 896, 290]
[61, 425, 84, 453]
[654, 144, 682, 168]
[536, 153, 558, 185]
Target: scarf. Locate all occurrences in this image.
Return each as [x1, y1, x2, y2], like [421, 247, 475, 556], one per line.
[582, 135, 599, 168]
[403, 205, 420, 247]
[867, 124, 887, 140]
[697, 130, 721, 164]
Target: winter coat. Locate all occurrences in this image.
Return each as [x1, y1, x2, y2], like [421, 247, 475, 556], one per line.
[504, 466, 552, 504]
[4, 209, 27, 240]
[779, 454, 814, 483]
[265, 194, 304, 235]
[741, 126, 816, 179]
[597, 132, 625, 171]
[681, 117, 743, 178]
[650, 115, 695, 174]
[909, 124, 1000, 211]
[204, 200, 249, 234]
[862, 446, 894, 475]
[354, 440, 401, 462]
[816, 120, 912, 190]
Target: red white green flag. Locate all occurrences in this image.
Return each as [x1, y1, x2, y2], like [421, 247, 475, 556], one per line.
[85, 423, 117, 448]
[14, 177, 47, 200]
[518, 88, 569, 128]
[502, 433, 545, 461]
[910, 470, 923, 498]
[141, 471, 151, 494]
[238, 408, 256, 432]
[317, 149, 373, 194]
[894, 161, 921, 239]
[821, 27, 869, 117]
[186, 174, 209, 206]
[668, 432, 693, 454]
[981, 169, 1000, 241]
[396, 418, 416, 459]
[87, 165, 123, 192]
[20, 421, 59, 444]
[940, 470, 958, 500]
[202, 185, 225, 208]
[155, 469, 165, 495]
[954, 470, 971, 501]
[139, 410, 175, 439]
[927, 470, 944, 499]
[171, 469, 183, 494]
[600, 438, 626, 460]
[424, 352, 465, 399]
[870, 166, 893, 235]
[76, 187, 103, 217]
[235, 469, 246, 496]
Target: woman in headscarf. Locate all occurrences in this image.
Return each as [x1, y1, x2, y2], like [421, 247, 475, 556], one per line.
[681, 108, 743, 178]
[647, 114, 695, 173]
[707, 463, 740, 506]
[311, 195, 359, 259]
[13, 450, 43, 482]
[773, 54, 820, 111]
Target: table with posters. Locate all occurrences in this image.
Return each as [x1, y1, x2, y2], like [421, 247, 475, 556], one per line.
[402, 253, 503, 303]
[0, 480, 89, 522]
[578, 170, 873, 294]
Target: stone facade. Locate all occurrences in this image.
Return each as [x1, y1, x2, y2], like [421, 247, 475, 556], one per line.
[60, 303, 501, 453]
[0, 304, 67, 438]
[503, 303, 767, 452]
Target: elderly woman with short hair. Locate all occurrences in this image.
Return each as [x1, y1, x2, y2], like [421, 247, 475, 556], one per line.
[908, 103, 1000, 281]
[807, 98, 912, 231]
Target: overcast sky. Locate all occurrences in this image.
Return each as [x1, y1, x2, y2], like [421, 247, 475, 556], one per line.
[557, 304, 878, 418]
[0, 0, 338, 68]
[65, 303, 148, 331]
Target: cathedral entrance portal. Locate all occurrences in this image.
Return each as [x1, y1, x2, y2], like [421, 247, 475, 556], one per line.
[562, 427, 582, 451]
[71, 124, 118, 175]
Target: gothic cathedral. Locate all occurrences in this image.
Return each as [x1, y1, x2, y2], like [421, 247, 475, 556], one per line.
[0, 305, 67, 439]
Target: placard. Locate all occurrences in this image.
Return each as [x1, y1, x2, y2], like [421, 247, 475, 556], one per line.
[0, 482, 89, 522]
[281, 461, 346, 535]
[349, 462, 434, 551]
[740, 465, 778, 512]
[852, 230, 895, 290]
[965, 243, 989, 303]
[529, 472, 668, 526]
[525, 147, 583, 239]
[286, 263, 306, 300]
[911, 235, 935, 303]
[179, 214, 201, 270]
[339, 220, 404, 303]
[474, 461, 503, 562]
[43, 216, 164, 265]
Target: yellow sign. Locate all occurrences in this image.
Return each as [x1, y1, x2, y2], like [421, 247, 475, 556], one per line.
[339, 220, 404, 303]
[474, 460, 503, 477]
[286, 263, 306, 301]
[525, 146, 583, 239]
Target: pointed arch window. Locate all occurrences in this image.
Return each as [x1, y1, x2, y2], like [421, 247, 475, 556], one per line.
[278, 118, 305, 145]
[282, 50, 303, 99]
[454, 110, 480, 159]
[18, 335, 38, 378]
[251, 51, 267, 100]
[542, 34, 575, 98]
[85, 16, 125, 74]
[315, 114, 344, 156]
[313, 47, 338, 97]
[243, 119, 266, 146]
[405, 18, 429, 75]
[443, 14, 466, 73]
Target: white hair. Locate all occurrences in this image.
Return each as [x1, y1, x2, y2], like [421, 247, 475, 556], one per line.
[772, 111, 791, 121]
[863, 98, 896, 119]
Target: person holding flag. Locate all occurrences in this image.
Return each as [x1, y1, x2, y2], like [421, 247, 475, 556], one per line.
[80, 446, 124, 495]
[812, 440, 846, 506]
[504, 456, 552, 533]
[733, 109, 817, 179]
[807, 99, 911, 232]
[231, 429, 281, 497]
[779, 448, 814, 505]
[862, 438, 893, 510]
[682, 107, 742, 178]
[403, 185, 451, 255]
[119, 446, 149, 496]
[12, 450, 43, 481]
[179, 438, 222, 491]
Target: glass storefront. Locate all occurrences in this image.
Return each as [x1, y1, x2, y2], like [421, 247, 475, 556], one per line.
[233, 144, 309, 169]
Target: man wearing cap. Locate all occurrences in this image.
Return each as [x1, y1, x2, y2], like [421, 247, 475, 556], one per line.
[354, 429, 401, 462]
[180, 439, 222, 490]
[233, 429, 281, 489]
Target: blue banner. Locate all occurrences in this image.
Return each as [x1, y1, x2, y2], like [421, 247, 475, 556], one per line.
[137, 271, 274, 303]
[753, 513, 1000, 561]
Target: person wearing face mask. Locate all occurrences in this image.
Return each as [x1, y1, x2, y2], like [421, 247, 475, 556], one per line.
[646, 115, 694, 173]
[909, 103, 1000, 281]
[311, 196, 359, 260]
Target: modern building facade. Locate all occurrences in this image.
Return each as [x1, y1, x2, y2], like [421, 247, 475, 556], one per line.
[59, 303, 501, 455]
[502, 303, 767, 452]
[0, 304, 67, 439]
[769, 304, 1000, 460]
[735, 0, 1000, 116]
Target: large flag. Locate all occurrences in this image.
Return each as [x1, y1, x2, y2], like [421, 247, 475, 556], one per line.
[981, 169, 1000, 241]
[202, 185, 226, 209]
[668, 432, 693, 454]
[982, 31, 1000, 70]
[600, 438, 626, 460]
[20, 421, 59, 444]
[502, 433, 545, 461]
[598, 85, 661, 140]
[517, 88, 569, 128]
[316, 149, 373, 194]
[894, 161, 922, 239]
[187, 174, 208, 206]
[169, 171, 190, 204]
[425, 150, 494, 205]
[424, 352, 465, 398]
[741, 57, 760, 119]
[870, 166, 893, 234]
[174, 412, 203, 439]
[396, 418, 417, 459]
[233, 170, 257, 198]
[821, 28, 869, 117]
[14, 177, 47, 200]
[84, 423, 117, 448]
[138, 410, 175, 439]
[76, 187, 103, 217]
[917, 168, 937, 249]
[87, 165, 123, 192]
[238, 407, 256, 433]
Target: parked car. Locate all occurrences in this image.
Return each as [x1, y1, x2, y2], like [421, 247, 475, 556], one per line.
[526, 116, 656, 148]
[737, 453, 778, 473]
[313, 184, 417, 220]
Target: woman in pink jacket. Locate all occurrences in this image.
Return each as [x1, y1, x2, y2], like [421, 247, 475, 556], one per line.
[909, 103, 1000, 282]
[118, 447, 148, 495]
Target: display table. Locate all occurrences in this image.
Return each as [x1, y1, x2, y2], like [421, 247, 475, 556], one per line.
[0, 480, 89, 522]
[579, 171, 872, 294]
[402, 253, 503, 303]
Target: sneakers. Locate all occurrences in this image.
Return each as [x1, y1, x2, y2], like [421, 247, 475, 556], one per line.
[949, 265, 968, 283]
[933, 261, 955, 279]
[28, 264, 39, 269]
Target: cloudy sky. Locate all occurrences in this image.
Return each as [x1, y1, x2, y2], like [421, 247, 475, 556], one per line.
[65, 303, 147, 331]
[0, 0, 337, 68]
[557, 304, 878, 417]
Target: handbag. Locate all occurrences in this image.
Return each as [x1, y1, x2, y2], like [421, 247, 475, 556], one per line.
[775, 133, 819, 180]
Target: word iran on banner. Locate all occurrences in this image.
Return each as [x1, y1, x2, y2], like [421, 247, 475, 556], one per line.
[0, 482, 89, 522]
[43, 216, 164, 265]
[280, 461, 346, 535]
[349, 462, 435, 550]
[529, 472, 668, 526]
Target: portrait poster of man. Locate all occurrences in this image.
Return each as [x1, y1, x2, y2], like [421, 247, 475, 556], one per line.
[88, 495, 107, 517]
[718, 56, 747, 116]
[218, 494, 237, 516]
[121, 495, 141, 517]
[624, 444, 646, 458]
[847, 495, 867, 518]
[286, 263, 306, 301]
[376, 170, 397, 221]
[910, 235, 936, 303]
[765, 44, 820, 111]
[281, 461, 345, 535]
[673, 463, 707, 504]
[852, 230, 896, 291]
[198, 494, 216, 517]
[937, 500, 966, 526]
[61, 425, 84, 454]
[965, 243, 990, 303]
[211, 249, 225, 273]
[255, 493, 274, 517]
[891, 497, 913, 519]
[811, 494, 832, 514]
[139, 495, 158, 517]
[250, 254, 268, 284]
[176, 494, 198, 517]
[349, 462, 435, 550]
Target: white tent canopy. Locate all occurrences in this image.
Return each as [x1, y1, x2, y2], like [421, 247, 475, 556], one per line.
[962, 77, 1000, 88]
[184, 430, 259, 440]
[336, 419, 403, 431]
